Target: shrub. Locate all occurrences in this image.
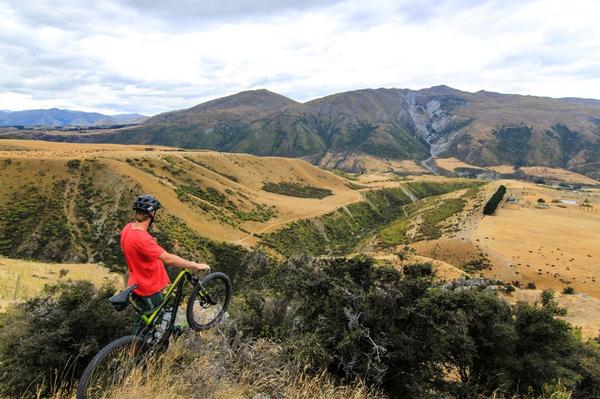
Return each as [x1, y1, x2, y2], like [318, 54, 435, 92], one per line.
[235, 255, 599, 398]
[0, 281, 133, 398]
[461, 256, 491, 273]
[526, 282, 537, 289]
[537, 198, 546, 203]
[563, 286, 575, 295]
[261, 182, 333, 199]
[66, 159, 81, 170]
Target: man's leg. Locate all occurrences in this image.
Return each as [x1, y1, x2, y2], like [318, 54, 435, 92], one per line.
[132, 291, 164, 335]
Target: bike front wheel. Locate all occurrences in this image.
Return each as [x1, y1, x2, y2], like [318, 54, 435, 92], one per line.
[76, 335, 146, 399]
[186, 272, 232, 331]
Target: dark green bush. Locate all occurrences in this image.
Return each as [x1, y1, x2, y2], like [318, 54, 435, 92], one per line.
[0, 281, 133, 398]
[483, 185, 507, 215]
[261, 182, 333, 199]
[235, 255, 599, 398]
[66, 159, 81, 170]
[563, 286, 575, 295]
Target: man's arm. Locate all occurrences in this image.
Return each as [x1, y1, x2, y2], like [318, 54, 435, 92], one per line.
[159, 251, 209, 272]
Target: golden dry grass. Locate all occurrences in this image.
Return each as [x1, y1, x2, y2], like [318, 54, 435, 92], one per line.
[405, 180, 600, 338]
[487, 165, 516, 174]
[435, 157, 484, 172]
[0, 257, 120, 311]
[471, 181, 600, 299]
[52, 332, 382, 399]
[519, 166, 599, 185]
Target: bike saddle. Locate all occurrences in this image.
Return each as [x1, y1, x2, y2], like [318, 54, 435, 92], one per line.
[109, 284, 138, 311]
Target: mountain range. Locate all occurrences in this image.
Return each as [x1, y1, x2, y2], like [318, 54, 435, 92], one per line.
[3, 86, 600, 179]
[0, 108, 147, 127]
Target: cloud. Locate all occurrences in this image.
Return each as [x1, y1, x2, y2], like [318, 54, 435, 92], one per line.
[0, 0, 599, 115]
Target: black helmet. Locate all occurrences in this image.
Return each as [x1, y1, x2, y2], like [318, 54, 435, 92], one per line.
[133, 194, 161, 214]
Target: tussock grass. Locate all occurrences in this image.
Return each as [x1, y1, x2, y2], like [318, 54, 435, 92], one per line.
[56, 328, 382, 399]
[50, 330, 577, 399]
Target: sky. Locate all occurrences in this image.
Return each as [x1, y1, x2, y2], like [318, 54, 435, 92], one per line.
[1, 0, 599, 115]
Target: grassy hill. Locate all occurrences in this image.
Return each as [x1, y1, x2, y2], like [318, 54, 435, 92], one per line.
[0, 140, 380, 268]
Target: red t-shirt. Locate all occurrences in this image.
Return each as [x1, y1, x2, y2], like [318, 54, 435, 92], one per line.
[120, 223, 170, 296]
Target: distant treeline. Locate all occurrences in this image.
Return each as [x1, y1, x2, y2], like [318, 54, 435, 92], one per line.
[483, 185, 507, 215]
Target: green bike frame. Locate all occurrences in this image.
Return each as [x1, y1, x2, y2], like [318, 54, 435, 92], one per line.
[129, 269, 197, 333]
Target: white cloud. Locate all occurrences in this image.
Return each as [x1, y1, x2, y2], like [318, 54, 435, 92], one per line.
[0, 0, 599, 115]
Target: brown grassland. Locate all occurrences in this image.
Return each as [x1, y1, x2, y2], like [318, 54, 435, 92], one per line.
[412, 180, 600, 337]
[0, 257, 119, 311]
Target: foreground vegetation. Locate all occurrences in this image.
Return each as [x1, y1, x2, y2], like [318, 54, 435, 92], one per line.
[0, 254, 597, 398]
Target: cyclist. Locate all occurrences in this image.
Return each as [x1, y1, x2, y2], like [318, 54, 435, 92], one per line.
[121, 194, 209, 334]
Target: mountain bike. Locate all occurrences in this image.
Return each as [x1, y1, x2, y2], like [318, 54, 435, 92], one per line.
[76, 268, 232, 399]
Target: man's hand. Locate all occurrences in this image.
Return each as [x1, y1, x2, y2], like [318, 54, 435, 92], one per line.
[193, 262, 210, 272]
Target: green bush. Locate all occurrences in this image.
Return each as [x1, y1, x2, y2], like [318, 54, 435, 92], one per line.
[483, 185, 507, 215]
[0, 281, 133, 398]
[235, 255, 599, 398]
[261, 182, 333, 199]
[66, 159, 81, 170]
[461, 256, 491, 273]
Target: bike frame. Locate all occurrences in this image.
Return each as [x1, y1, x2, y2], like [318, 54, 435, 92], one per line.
[129, 269, 198, 334]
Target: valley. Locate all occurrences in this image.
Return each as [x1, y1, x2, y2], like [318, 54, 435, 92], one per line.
[0, 139, 598, 338]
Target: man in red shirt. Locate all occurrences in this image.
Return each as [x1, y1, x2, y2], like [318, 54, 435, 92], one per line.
[121, 194, 208, 334]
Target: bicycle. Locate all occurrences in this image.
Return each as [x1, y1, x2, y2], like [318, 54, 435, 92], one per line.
[76, 268, 232, 399]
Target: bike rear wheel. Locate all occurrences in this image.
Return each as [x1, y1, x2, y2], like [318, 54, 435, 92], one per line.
[186, 272, 232, 331]
[76, 335, 146, 399]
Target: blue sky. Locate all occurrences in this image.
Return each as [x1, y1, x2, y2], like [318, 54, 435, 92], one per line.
[1, 0, 599, 115]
